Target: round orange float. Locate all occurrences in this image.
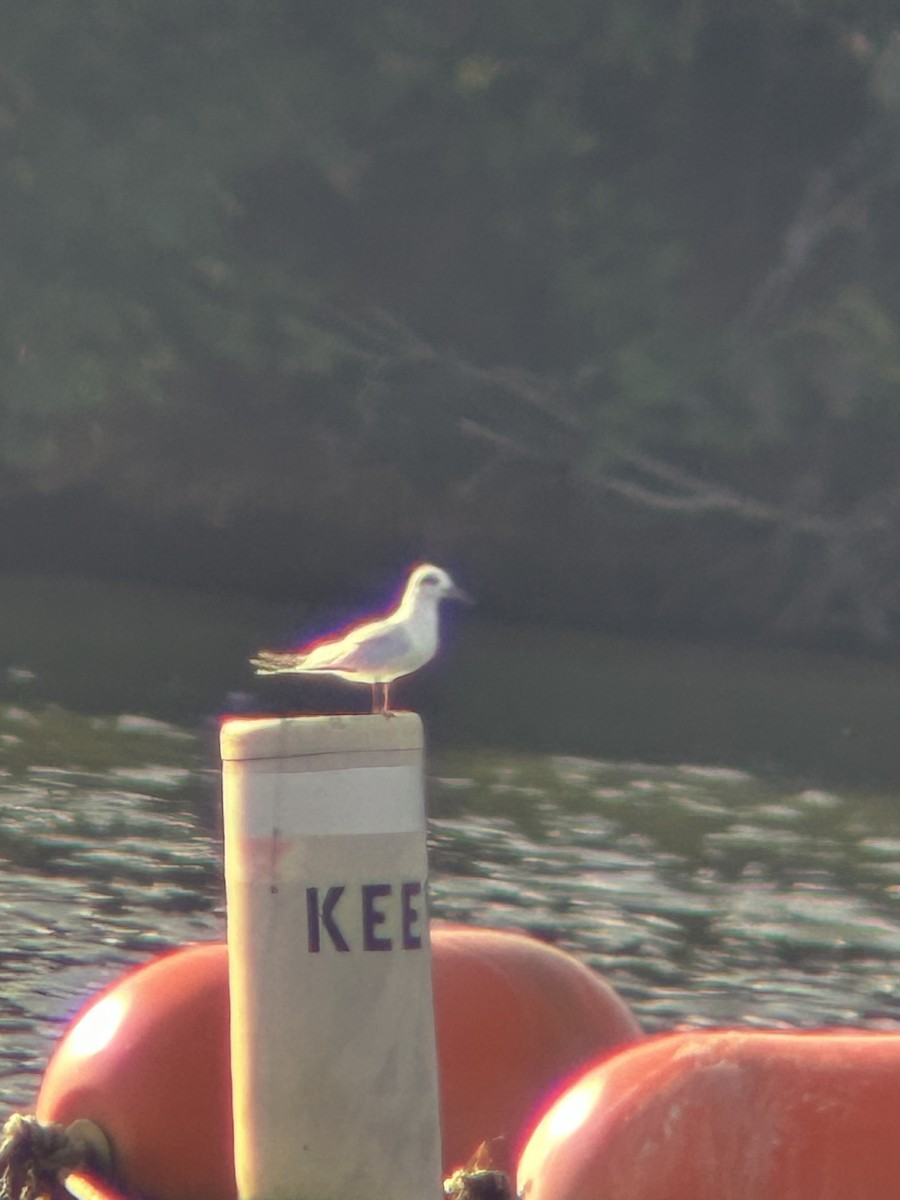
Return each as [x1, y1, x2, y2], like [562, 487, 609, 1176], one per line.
[431, 923, 641, 1173]
[516, 1028, 900, 1200]
[37, 927, 641, 1199]
[37, 943, 233, 1200]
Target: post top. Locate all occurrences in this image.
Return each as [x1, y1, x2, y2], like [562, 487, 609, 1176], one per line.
[220, 712, 423, 762]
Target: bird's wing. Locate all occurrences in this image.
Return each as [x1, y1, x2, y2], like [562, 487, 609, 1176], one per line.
[303, 623, 412, 675]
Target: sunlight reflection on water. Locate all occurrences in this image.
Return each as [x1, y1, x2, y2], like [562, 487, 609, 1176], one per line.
[2, 719, 900, 1118]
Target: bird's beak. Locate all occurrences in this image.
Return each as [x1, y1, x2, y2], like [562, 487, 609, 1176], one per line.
[448, 584, 474, 605]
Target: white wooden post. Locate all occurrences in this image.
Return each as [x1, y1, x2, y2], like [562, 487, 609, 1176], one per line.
[221, 713, 442, 1200]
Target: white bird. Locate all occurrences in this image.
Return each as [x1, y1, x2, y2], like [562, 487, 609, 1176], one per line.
[251, 563, 471, 715]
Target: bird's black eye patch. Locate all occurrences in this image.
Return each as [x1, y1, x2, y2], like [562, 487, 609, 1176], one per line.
[419, 573, 441, 587]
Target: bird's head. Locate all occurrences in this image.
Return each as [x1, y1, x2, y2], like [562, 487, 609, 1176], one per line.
[404, 563, 473, 608]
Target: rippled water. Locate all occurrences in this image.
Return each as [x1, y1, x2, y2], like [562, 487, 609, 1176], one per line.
[429, 755, 900, 1033]
[2, 708, 900, 1120]
[0, 709, 224, 1114]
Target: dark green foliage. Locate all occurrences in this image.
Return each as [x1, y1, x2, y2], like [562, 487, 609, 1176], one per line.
[2, 1, 900, 644]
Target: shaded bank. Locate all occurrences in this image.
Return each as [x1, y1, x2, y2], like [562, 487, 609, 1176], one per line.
[0, 570, 898, 788]
[5, 480, 900, 659]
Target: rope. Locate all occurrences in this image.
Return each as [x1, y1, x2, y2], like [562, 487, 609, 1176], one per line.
[443, 1140, 512, 1200]
[0, 1117, 111, 1200]
[444, 1167, 512, 1200]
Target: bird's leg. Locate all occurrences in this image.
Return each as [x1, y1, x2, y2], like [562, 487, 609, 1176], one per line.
[371, 683, 379, 714]
[382, 682, 394, 718]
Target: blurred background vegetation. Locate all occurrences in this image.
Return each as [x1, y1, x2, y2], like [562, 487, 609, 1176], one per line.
[3, 0, 900, 650]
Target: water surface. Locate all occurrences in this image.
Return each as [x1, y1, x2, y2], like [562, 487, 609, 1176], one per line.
[2, 706, 900, 1120]
[2, 571, 900, 1119]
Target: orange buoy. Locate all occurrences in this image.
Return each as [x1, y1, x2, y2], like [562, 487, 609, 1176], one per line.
[36, 943, 233, 1200]
[516, 1028, 900, 1200]
[432, 924, 641, 1173]
[37, 928, 640, 1198]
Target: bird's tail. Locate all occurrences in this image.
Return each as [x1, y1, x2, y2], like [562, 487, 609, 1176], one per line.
[251, 649, 305, 675]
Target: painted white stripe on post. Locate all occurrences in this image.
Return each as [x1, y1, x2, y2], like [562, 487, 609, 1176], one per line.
[230, 765, 424, 836]
[221, 712, 443, 1200]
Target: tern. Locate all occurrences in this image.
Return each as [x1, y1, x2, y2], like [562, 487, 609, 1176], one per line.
[251, 563, 471, 714]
